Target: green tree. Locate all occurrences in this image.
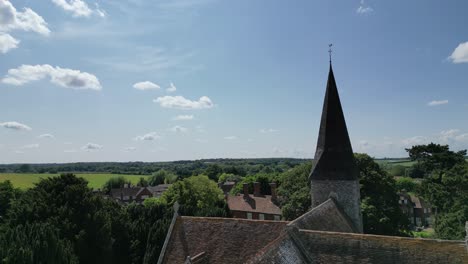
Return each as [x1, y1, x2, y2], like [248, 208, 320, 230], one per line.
[277, 162, 312, 220]
[102, 176, 130, 194]
[217, 173, 242, 183]
[0, 223, 78, 264]
[395, 177, 417, 192]
[137, 177, 149, 187]
[406, 143, 466, 182]
[204, 164, 223, 181]
[356, 153, 410, 236]
[388, 165, 406, 177]
[0, 180, 21, 220]
[148, 170, 178, 186]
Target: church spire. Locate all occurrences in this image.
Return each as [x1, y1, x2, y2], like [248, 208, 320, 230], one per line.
[309, 64, 359, 181]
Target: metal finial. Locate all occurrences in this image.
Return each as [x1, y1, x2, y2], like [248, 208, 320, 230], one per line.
[328, 44, 333, 64]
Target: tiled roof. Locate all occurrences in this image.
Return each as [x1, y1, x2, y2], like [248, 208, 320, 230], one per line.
[161, 216, 288, 264]
[147, 184, 172, 197]
[110, 187, 141, 198]
[227, 194, 281, 215]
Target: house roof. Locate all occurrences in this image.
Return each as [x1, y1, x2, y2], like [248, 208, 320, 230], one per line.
[227, 194, 281, 215]
[309, 65, 359, 181]
[160, 216, 288, 264]
[147, 184, 172, 197]
[110, 187, 141, 198]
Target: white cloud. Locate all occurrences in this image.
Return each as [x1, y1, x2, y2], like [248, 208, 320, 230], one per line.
[2, 64, 102, 90]
[123, 146, 136, 152]
[173, 115, 194, 121]
[51, 0, 106, 18]
[166, 82, 177, 93]
[448, 41, 468, 64]
[0, 33, 19, 53]
[439, 129, 460, 142]
[427, 100, 448, 106]
[21, 143, 39, 149]
[0, 0, 50, 36]
[455, 133, 468, 142]
[64, 149, 77, 153]
[356, 0, 373, 14]
[259, 128, 278, 133]
[133, 81, 160, 90]
[224, 136, 237, 140]
[170, 125, 187, 133]
[0, 121, 31, 130]
[81, 142, 102, 151]
[38, 133, 55, 139]
[154, 95, 214, 110]
[134, 132, 160, 141]
[402, 136, 428, 147]
[195, 138, 207, 143]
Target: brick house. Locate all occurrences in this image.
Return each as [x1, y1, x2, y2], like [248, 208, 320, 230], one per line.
[398, 191, 434, 227]
[227, 182, 281, 221]
[110, 185, 153, 204]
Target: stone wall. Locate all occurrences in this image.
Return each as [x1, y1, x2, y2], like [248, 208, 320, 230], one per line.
[310, 179, 363, 233]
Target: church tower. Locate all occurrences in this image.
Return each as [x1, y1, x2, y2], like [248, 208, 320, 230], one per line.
[309, 63, 363, 233]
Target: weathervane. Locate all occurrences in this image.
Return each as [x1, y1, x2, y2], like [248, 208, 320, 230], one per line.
[328, 43, 333, 64]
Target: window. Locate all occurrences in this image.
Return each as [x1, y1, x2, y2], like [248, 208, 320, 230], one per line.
[428, 208, 431, 213]
[274, 215, 280, 221]
[123, 196, 129, 200]
[141, 195, 148, 199]
[424, 208, 427, 213]
[259, 214, 265, 220]
[247, 213, 252, 219]
[404, 199, 408, 204]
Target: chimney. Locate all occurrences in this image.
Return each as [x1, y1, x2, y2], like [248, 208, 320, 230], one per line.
[243, 183, 249, 196]
[269, 182, 277, 201]
[253, 182, 261, 197]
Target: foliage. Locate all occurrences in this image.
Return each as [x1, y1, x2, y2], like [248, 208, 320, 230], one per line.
[137, 177, 149, 187]
[407, 163, 425, 178]
[277, 162, 312, 220]
[0, 222, 78, 264]
[395, 177, 417, 192]
[388, 165, 406, 177]
[355, 154, 410, 236]
[0, 180, 21, 220]
[406, 143, 467, 182]
[102, 176, 131, 194]
[148, 170, 178, 186]
[161, 175, 225, 211]
[217, 173, 242, 183]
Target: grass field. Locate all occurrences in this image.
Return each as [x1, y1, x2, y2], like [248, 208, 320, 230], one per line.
[0, 173, 150, 190]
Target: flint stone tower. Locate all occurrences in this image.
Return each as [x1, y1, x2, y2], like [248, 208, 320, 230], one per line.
[309, 64, 363, 233]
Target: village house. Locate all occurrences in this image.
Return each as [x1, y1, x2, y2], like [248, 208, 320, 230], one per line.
[110, 183, 171, 204]
[399, 191, 434, 228]
[227, 182, 281, 221]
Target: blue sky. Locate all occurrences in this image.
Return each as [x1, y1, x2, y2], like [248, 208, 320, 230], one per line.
[1, 0, 468, 163]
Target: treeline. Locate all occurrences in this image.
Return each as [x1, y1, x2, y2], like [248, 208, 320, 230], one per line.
[0, 158, 307, 177]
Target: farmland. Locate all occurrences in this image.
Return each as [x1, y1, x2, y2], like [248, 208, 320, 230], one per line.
[0, 173, 149, 190]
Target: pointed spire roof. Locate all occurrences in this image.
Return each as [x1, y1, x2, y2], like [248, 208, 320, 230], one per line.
[309, 65, 359, 181]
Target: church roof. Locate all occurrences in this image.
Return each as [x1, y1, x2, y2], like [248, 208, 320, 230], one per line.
[227, 194, 281, 215]
[309, 65, 359, 181]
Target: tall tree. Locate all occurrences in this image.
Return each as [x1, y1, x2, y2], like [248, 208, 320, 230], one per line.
[355, 153, 410, 236]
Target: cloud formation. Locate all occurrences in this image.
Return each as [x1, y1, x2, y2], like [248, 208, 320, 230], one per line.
[170, 125, 187, 133]
[448, 41, 468, 63]
[51, 0, 105, 18]
[166, 82, 177, 93]
[356, 0, 373, 14]
[0, 0, 50, 35]
[123, 147, 136, 152]
[173, 115, 194, 121]
[133, 81, 160, 90]
[154, 95, 214, 110]
[259, 128, 278, 133]
[2, 64, 102, 90]
[0, 121, 31, 130]
[134, 132, 160, 141]
[81, 142, 102, 151]
[38, 133, 55, 139]
[0, 33, 19, 53]
[224, 136, 237, 140]
[427, 100, 448, 106]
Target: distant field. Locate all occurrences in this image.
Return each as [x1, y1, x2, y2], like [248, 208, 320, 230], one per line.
[0, 173, 150, 190]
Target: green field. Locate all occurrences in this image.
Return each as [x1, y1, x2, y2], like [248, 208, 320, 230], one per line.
[0, 173, 150, 190]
